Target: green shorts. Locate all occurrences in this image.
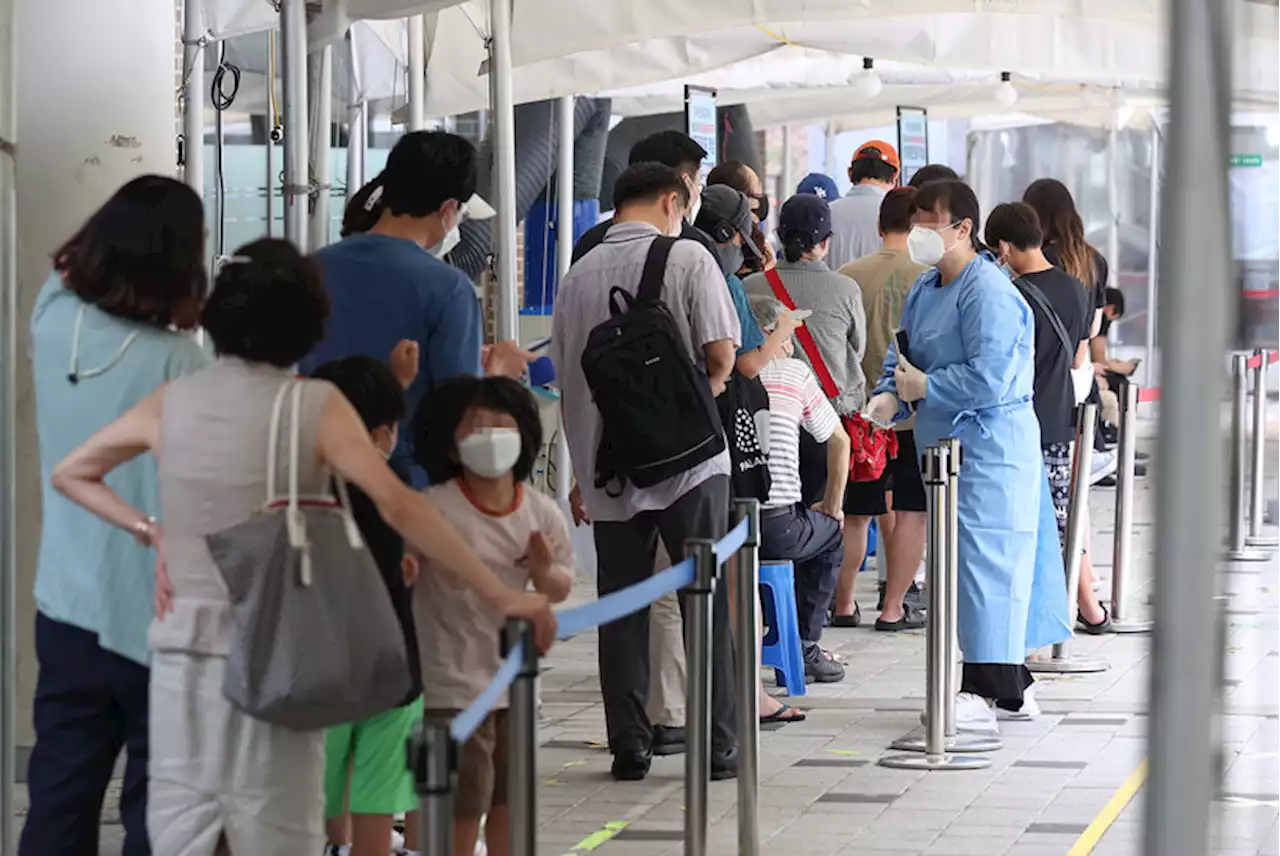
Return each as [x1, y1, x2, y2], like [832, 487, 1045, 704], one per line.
[324, 696, 423, 818]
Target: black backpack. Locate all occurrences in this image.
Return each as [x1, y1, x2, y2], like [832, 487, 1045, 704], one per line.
[582, 236, 726, 493]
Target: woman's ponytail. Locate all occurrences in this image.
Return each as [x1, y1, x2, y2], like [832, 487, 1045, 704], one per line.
[782, 232, 811, 264]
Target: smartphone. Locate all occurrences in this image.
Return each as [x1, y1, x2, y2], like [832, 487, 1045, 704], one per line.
[894, 328, 910, 363]
[790, 309, 813, 323]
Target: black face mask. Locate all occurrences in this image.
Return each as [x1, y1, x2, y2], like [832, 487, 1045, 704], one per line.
[752, 193, 770, 222]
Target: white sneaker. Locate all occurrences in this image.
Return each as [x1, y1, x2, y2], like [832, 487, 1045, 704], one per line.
[996, 685, 1040, 721]
[1089, 450, 1118, 485]
[918, 693, 1000, 734]
[392, 831, 405, 851]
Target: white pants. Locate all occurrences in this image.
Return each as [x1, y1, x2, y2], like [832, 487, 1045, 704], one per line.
[148, 651, 326, 856]
[645, 543, 687, 727]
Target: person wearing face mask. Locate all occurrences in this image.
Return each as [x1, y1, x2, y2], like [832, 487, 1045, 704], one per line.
[706, 160, 776, 275]
[309, 356, 426, 856]
[413, 375, 574, 856]
[552, 163, 742, 782]
[864, 180, 1070, 733]
[302, 132, 530, 489]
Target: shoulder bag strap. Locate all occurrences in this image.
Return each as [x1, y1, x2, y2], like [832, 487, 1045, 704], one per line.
[763, 267, 840, 401]
[265, 380, 294, 506]
[1012, 276, 1075, 363]
[637, 236, 677, 304]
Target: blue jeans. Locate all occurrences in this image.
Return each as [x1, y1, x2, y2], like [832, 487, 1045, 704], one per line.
[20, 612, 150, 856]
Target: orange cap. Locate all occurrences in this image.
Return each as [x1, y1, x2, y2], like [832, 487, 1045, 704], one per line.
[853, 139, 900, 172]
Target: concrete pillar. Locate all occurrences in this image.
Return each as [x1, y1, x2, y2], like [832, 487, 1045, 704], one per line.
[14, 0, 179, 745]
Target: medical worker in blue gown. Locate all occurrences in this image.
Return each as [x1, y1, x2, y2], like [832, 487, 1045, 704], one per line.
[864, 180, 1071, 734]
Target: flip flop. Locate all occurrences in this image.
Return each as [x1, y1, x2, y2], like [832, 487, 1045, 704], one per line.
[760, 705, 807, 725]
[1077, 604, 1113, 635]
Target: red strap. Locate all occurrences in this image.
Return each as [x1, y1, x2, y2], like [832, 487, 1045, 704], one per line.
[763, 268, 840, 401]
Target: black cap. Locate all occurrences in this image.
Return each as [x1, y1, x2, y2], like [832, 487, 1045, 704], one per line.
[695, 185, 763, 259]
[778, 193, 832, 245]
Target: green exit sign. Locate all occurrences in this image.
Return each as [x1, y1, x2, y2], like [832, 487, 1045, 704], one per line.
[1231, 154, 1264, 167]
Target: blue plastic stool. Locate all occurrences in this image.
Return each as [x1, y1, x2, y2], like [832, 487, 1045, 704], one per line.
[759, 561, 807, 697]
[859, 518, 878, 572]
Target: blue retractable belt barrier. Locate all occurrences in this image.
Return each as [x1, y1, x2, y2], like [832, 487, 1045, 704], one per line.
[444, 517, 749, 745]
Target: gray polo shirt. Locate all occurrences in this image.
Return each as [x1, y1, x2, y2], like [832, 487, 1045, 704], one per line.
[550, 221, 739, 523]
[826, 184, 887, 271]
[743, 259, 868, 415]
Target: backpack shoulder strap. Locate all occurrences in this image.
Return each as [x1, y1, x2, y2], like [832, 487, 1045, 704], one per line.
[637, 236, 677, 303]
[1012, 275, 1075, 363]
[763, 267, 840, 401]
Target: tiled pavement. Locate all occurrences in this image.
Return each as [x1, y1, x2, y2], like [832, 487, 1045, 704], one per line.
[36, 436, 1280, 855]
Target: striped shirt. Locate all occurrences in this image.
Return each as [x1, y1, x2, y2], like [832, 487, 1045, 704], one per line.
[758, 358, 841, 508]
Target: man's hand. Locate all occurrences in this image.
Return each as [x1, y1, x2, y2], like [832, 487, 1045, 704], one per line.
[774, 309, 801, 339]
[154, 537, 174, 619]
[483, 340, 537, 380]
[813, 501, 845, 529]
[389, 339, 420, 389]
[569, 484, 590, 527]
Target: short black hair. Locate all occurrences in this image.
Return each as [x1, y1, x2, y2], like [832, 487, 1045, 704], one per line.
[380, 131, 477, 218]
[201, 238, 329, 368]
[706, 160, 754, 195]
[1105, 287, 1125, 316]
[413, 376, 543, 484]
[908, 164, 959, 188]
[310, 356, 405, 431]
[849, 157, 898, 185]
[341, 175, 385, 237]
[54, 174, 206, 330]
[628, 131, 707, 178]
[984, 201, 1044, 252]
[879, 187, 918, 235]
[912, 179, 985, 253]
[612, 162, 690, 212]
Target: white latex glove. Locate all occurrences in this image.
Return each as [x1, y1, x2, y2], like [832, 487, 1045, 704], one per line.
[894, 357, 928, 403]
[863, 392, 900, 429]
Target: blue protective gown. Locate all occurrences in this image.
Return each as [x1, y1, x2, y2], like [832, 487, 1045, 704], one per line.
[875, 256, 1072, 664]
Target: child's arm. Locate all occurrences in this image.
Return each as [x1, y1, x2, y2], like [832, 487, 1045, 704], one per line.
[523, 530, 574, 604]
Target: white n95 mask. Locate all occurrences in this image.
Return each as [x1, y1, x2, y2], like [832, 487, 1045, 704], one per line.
[907, 225, 948, 267]
[457, 427, 522, 478]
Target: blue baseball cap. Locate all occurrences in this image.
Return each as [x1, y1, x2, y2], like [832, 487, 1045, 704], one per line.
[796, 172, 840, 201]
[778, 193, 833, 246]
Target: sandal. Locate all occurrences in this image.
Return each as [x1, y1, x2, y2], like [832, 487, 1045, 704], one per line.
[760, 705, 807, 725]
[1077, 604, 1113, 635]
[829, 602, 861, 628]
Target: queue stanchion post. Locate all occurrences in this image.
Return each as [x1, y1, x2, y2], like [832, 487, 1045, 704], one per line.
[1247, 349, 1278, 547]
[1029, 403, 1109, 674]
[1110, 382, 1153, 633]
[882, 445, 991, 770]
[504, 619, 539, 856]
[411, 718, 456, 856]
[890, 441, 1000, 757]
[1227, 353, 1269, 561]
[731, 500, 761, 856]
[684, 538, 717, 856]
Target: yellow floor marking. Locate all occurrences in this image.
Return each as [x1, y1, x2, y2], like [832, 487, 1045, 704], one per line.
[559, 821, 630, 856]
[1066, 759, 1149, 856]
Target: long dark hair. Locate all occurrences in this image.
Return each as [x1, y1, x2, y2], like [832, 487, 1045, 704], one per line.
[1023, 178, 1093, 286]
[341, 174, 386, 237]
[911, 179, 987, 254]
[54, 175, 206, 330]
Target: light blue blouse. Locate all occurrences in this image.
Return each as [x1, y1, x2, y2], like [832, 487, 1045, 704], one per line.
[31, 273, 209, 666]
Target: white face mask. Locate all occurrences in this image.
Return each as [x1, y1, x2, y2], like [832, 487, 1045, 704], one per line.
[457, 427, 522, 478]
[430, 225, 462, 259]
[907, 223, 958, 267]
[685, 176, 703, 225]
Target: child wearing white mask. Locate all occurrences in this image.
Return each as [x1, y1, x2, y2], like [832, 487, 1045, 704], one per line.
[411, 376, 575, 856]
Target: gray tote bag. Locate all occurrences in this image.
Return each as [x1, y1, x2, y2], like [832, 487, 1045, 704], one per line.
[206, 380, 412, 731]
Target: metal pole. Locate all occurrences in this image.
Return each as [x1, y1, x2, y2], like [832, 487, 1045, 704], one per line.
[412, 719, 456, 856]
[266, 134, 276, 237]
[780, 125, 793, 200]
[280, 0, 309, 250]
[1144, 0, 1233, 851]
[1227, 353, 1268, 560]
[345, 32, 365, 205]
[1029, 403, 1110, 673]
[882, 446, 991, 770]
[1144, 124, 1161, 381]
[0, 0, 16, 842]
[181, 0, 205, 196]
[731, 500, 760, 856]
[1107, 115, 1121, 292]
[505, 620, 538, 856]
[942, 437, 960, 735]
[1110, 382, 1153, 633]
[308, 46, 333, 251]
[683, 538, 717, 856]
[552, 96, 575, 502]
[490, 0, 521, 341]
[266, 28, 276, 238]
[407, 15, 426, 131]
[214, 105, 224, 261]
[1247, 349, 1277, 546]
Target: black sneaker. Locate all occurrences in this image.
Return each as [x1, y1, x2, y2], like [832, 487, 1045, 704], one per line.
[611, 749, 652, 781]
[803, 645, 846, 683]
[711, 748, 739, 781]
[651, 725, 686, 757]
[904, 581, 927, 612]
[875, 604, 927, 632]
